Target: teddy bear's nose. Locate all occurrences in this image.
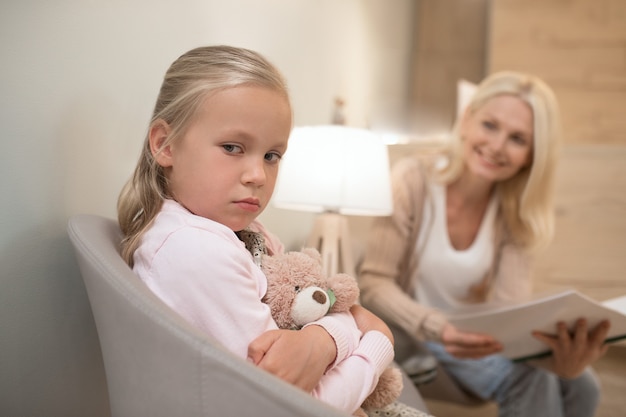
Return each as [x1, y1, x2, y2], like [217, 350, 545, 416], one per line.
[312, 290, 327, 304]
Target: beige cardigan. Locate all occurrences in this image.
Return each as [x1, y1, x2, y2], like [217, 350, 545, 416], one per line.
[358, 153, 532, 344]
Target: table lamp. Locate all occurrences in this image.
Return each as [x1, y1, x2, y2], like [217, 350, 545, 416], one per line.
[272, 125, 393, 277]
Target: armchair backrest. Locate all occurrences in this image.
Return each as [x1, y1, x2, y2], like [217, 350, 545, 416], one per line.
[67, 214, 348, 417]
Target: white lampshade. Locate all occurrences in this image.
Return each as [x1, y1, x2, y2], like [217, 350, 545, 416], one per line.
[272, 125, 392, 216]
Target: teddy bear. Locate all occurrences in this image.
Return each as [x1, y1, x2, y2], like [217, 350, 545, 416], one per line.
[261, 247, 403, 417]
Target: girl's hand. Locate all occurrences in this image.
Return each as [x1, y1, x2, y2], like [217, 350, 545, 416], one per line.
[247, 325, 336, 392]
[441, 323, 503, 358]
[349, 304, 394, 345]
[532, 318, 610, 379]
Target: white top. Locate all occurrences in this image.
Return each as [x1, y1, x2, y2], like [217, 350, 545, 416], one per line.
[133, 199, 393, 413]
[415, 184, 497, 311]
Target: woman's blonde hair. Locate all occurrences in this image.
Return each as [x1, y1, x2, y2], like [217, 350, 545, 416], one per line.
[117, 45, 290, 265]
[437, 71, 561, 251]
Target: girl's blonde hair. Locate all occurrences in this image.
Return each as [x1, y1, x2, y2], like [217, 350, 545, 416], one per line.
[118, 45, 290, 265]
[437, 71, 561, 251]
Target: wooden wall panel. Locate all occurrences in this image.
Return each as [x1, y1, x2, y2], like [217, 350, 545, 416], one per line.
[409, 0, 488, 136]
[532, 146, 626, 301]
[488, 0, 626, 145]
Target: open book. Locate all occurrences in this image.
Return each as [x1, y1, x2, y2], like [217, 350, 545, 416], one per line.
[447, 289, 626, 361]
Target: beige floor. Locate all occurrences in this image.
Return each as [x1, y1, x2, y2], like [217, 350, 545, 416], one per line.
[423, 346, 626, 417]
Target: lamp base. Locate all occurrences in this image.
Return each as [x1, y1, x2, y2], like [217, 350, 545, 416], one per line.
[306, 212, 355, 278]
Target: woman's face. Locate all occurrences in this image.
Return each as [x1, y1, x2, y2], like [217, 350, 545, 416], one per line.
[460, 94, 534, 184]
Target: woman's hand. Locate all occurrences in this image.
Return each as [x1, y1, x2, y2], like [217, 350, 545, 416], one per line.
[441, 323, 503, 359]
[349, 304, 394, 345]
[247, 325, 336, 392]
[532, 318, 610, 379]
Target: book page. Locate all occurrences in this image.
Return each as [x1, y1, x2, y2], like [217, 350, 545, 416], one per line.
[603, 295, 626, 314]
[447, 290, 626, 361]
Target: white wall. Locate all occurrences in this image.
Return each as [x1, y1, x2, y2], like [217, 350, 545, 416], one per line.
[0, 1, 413, 415]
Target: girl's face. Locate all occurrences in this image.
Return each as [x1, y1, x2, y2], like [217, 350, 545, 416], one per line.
[151, 85, 292, 231]
[460, 94, 534, 184]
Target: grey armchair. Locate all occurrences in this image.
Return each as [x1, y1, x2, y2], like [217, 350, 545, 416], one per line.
[67, 214, 426, 417]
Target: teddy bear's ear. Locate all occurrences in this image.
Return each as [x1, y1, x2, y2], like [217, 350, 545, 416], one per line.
[328, 273, 360, 313]
[301, 247, 323, 266]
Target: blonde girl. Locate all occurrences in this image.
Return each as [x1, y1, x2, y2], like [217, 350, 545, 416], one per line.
[118, 45, 426, 417]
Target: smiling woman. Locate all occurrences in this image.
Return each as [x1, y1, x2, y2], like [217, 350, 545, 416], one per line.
[358, 71, 610, 417]
[437, 71, 561, 252]
[458, 94, 534, 193]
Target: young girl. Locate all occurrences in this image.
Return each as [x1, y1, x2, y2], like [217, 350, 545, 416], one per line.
[359, 71, 609, 417]
[117, 45, 426, 417]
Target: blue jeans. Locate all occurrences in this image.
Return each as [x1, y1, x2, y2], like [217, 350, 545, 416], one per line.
[426, 342, 601, 417]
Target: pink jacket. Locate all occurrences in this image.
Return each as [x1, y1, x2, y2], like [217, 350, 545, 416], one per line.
[133, 199, 393, 413]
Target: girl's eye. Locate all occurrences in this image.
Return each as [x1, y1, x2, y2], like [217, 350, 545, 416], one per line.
[265, 152, 282, 164]
[222, 144, 243, 154]
[510, 135, 527, 146]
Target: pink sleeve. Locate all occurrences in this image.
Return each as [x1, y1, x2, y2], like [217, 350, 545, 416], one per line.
[311, 331, 395, 413]
[305, 312, 361, 367]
